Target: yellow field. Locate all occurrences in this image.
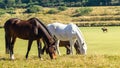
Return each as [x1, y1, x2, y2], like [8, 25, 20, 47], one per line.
[0, 6, 120, 26]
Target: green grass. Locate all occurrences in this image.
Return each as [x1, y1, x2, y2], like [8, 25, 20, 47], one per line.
[81, 26, 120, 55]
[0, 26, 120, 68]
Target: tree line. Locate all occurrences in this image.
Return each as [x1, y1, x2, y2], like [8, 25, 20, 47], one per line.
[0, 0, 120, 8]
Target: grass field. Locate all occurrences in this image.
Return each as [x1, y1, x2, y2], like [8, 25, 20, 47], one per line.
[0, 26, 120, 68]
[1, 6, 120, 26]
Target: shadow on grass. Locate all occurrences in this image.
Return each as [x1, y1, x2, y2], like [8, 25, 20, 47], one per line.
[0, 57, 10, 61]
[0, 26, 3, 28]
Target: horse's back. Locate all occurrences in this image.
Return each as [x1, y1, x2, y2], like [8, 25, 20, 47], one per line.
[47, 22, 67, 35]
[4, 18, 40, 40]
[48, 22, 67, 30]
[47, 22, 77, 41]
[4, 18, 19, 28]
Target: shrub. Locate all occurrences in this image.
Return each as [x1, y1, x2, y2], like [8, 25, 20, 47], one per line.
[6, 7, 16, 14]
[74, 7, 92, 16]
[0, 9, 6, 16]
[14, 4, 27, 8]
[47, 9, 59, 14]
[26, 5, 43, 13]
[57, 6, 67, 11]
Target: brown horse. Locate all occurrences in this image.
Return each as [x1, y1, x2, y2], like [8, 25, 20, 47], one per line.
[4, 17, 56, 60]
[42, 40, 81, 55]
[59, 41, 81, 55]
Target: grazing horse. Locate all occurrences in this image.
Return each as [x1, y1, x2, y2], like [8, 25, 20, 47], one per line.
[101, 27, 108, 32]
[4, 18, 56, 60]
[47, 22, 87, 55]
[42, 40, 81, 55]
[59, 41, 81, 54]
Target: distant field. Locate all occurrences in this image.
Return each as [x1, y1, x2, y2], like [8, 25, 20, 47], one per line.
[1, 6, 120, 26]
[81, 26, 120, 55]
[0, 26, 120, 68]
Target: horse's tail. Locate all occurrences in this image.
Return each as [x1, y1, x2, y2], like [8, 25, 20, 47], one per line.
[5, 33, 10, 54]
[74, 24, 87, 55]
[4, 20, 10, 54]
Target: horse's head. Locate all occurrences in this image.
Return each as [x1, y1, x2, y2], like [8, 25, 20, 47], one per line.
[71, 24, 87, 55]
[78, 42, 87, 55]
[48, 42, 57, 59]
[73, 40, 86, 55]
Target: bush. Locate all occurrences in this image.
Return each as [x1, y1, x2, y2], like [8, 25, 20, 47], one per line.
[6, 7, 16, 14]
[74, 7, 92, 16]
[14, 4, 27, 8]
[57, 6, 67, 11]
[47, 9, 59, 14]
[26, 5, 43, 13]
[0, 9, 6, 16]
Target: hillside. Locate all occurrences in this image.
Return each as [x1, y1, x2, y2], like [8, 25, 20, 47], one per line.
[0, 6, 120, 26]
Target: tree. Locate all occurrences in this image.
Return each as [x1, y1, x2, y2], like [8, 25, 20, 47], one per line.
[0, 0, 5, 8]
[16, 0, 22, 4]
[26, 5, 43, 13]
[29, 0, 32, 3]
[87, 0, 101, 6]
[4, 0, 16, 8]
[100, 0, 112, 5]
[0, 0, 3, 2]
[22, 0, 29, 3]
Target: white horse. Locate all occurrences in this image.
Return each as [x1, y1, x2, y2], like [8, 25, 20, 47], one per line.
[47, 22, 87, 55]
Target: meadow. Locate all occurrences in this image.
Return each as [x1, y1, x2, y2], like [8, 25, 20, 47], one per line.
[1, 6, 120, 26]
[0, 26, 120, 68]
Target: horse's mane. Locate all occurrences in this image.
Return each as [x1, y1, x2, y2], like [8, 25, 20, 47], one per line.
[29, 17, 55, 45]
[29, 17, 53, 36]
[69, 23, 85, 43]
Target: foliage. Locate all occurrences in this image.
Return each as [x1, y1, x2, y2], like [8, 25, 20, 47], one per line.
[0, 0, 119, 8]
[6, 7, 16, 14]
[14, 3, 27, 8]
[74, 7, 93, 16]
[0, 9, 6, 16]
[57, 6, 67, 11]
[26, 5, 43, 13]
[0, 7, 16, 15]
[47, 9, 59, 14]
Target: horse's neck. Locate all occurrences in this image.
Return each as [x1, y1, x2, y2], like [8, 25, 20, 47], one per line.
[36, 21, 54, 45]
[72, 24, 85, 44]
[31, 18, 53, 40]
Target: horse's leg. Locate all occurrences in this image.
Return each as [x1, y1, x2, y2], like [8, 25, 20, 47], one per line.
[41, 45, 45, 54]
[70, 40, 75, 55]
[26, 40, 33, 59]
[37, 39, 43, 60]
[10, 37, 16, 60]
[74, 40, 80, 54]
[41, 39, 48, 54]
[65, 45, 70, 55]
[56, 40, 61, 55]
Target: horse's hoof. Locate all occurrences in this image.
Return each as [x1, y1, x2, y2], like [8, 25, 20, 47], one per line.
[10, 54, 15, 60]
[40, 58, 44, 60]
[10, 58, 15, 60]
[58, 53, 61, 56]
